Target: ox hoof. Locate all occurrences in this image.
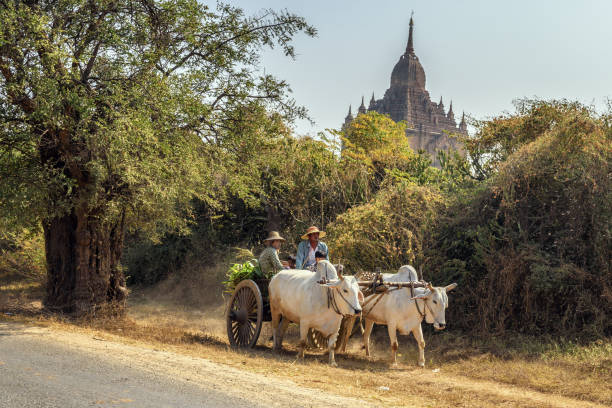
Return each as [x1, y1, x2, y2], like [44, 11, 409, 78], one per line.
[330, 361, 338, 368]
[418, 362, 425, 368]
[390, 362, 399, 369]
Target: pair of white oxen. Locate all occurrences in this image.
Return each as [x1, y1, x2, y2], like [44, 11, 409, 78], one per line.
[269, 260, 457, 367]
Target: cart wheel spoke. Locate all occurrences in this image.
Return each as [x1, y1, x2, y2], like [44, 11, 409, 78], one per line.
[245, 292, 255, 309]
[227, 279, 265, 348]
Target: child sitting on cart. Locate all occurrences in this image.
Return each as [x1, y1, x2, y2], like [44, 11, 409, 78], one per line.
[286, 255, 296, 269]
[313, 250, 339, 281]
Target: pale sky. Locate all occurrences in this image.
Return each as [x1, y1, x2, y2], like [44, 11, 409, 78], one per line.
[225, 0, 612, 136]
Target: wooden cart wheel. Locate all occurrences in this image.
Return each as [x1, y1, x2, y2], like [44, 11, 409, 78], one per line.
[307, 328, 328, 349]
[226, 279, 264, 348]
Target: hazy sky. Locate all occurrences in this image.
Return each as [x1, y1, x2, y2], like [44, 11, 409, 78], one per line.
[225, 0, 612, 136]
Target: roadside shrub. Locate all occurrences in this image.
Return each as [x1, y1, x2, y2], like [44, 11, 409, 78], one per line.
[0, 229, 46, 283]
[435, 108, 612, 337]
[327, 180, 444, 273]
[122, 233, 193, 285]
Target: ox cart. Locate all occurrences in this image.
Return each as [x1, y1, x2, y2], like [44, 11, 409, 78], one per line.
[225, 273, 431, 349]
[226, 277, 331, 348]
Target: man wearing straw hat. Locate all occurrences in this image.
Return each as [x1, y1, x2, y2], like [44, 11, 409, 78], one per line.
[295, 226, 329, 270]
[258, 231, 287, 277]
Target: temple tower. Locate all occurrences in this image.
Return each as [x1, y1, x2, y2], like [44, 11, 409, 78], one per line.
[343, 16, 466, 167]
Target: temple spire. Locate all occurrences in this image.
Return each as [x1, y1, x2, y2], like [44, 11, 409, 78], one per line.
[358, 96, 367, 114]
[438, 96, 444, 110]
[447, 100, 455, 122]
[368, 93, 376, 110]
[343, 105, 353, 131]
[345, 105, 353, 120]
[406, 13, 415, 55]
[459, 111, 467, 131]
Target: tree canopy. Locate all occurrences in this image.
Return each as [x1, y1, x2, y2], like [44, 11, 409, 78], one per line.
[0, 0, 315, 314]
[0, 0, 315, 233]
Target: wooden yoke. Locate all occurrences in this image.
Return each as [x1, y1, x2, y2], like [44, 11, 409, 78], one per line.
[357, 280, 429, 288]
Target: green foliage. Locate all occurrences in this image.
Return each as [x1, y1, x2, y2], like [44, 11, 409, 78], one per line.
[327, 180, 445, 273]
[222, 259, 263, 291]
[0, 0, 315, 239]
[122, 233, 193, 285]
[340, 112, 434, 191]
[432, 101, 611, 337]
[463, 99, 595, 180]
[342, 111, 412, 164]
[0, 229, 46, 282]
[187, 128, 375, 252]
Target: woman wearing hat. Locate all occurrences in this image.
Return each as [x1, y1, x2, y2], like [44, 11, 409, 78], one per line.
[259, 231, 286, 276]
[295, 226, 329, 270]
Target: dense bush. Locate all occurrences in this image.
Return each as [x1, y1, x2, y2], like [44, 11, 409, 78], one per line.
[433, 102, 611, 337]
[327, 180, 444, 273]
[0, 229, 46, 282]
[121, 133, 371, 284]
[122, 233, 194, 285]
[326, 100, 611, 338]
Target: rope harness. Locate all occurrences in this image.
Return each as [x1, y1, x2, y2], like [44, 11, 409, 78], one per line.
[320, 262, 361, 318]
[409, 285, 444, 326]
[410, 285, 425, 319]
[327, 287, 360, 318]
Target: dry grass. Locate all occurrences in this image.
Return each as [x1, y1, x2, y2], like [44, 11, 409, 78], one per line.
[0, 269, 44, 315]
[431, 335, 612, 404]
[1, 270, 610, 408]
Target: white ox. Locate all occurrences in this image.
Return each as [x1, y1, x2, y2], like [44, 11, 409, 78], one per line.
[362, 265, 457, 367]
[269, 264, 363, 366]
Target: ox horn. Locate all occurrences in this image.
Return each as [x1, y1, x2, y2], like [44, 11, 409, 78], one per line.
[427, 282, 434, 291]
[444, 283, 458, 292]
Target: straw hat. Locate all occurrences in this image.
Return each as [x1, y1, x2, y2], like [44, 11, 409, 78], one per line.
[301, 226, 326, 240]
[263, 231, 285, 242]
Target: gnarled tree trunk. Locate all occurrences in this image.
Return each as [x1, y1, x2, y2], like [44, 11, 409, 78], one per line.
[44, 207, 127, 316]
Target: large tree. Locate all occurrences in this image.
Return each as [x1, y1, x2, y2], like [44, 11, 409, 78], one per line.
[0, 0, 314, 315]
[341, 111, 433, 188]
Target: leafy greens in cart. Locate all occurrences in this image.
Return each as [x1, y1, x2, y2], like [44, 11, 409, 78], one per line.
[223, 259, 266, 291]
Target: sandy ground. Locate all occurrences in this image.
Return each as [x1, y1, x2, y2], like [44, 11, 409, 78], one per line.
[1, 278, 609, 408]
[0, 321, 377, 408]
[124, 290, 611, 408]
[2, 318, 609, 408]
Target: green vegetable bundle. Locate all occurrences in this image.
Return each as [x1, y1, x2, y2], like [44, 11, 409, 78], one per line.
[223, 259, 263, 291]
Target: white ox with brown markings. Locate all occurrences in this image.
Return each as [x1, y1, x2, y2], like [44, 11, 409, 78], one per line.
[269, 267, 363, 366]
[362, 265, 457, 367]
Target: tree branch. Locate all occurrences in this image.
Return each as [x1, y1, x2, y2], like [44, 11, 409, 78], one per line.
[81, 41, 100, 82]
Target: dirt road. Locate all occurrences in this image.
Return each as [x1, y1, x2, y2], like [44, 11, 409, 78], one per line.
[0, 321, 373, 408]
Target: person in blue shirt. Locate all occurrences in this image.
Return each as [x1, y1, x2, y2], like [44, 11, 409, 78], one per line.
[295, 226, 329, 270]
